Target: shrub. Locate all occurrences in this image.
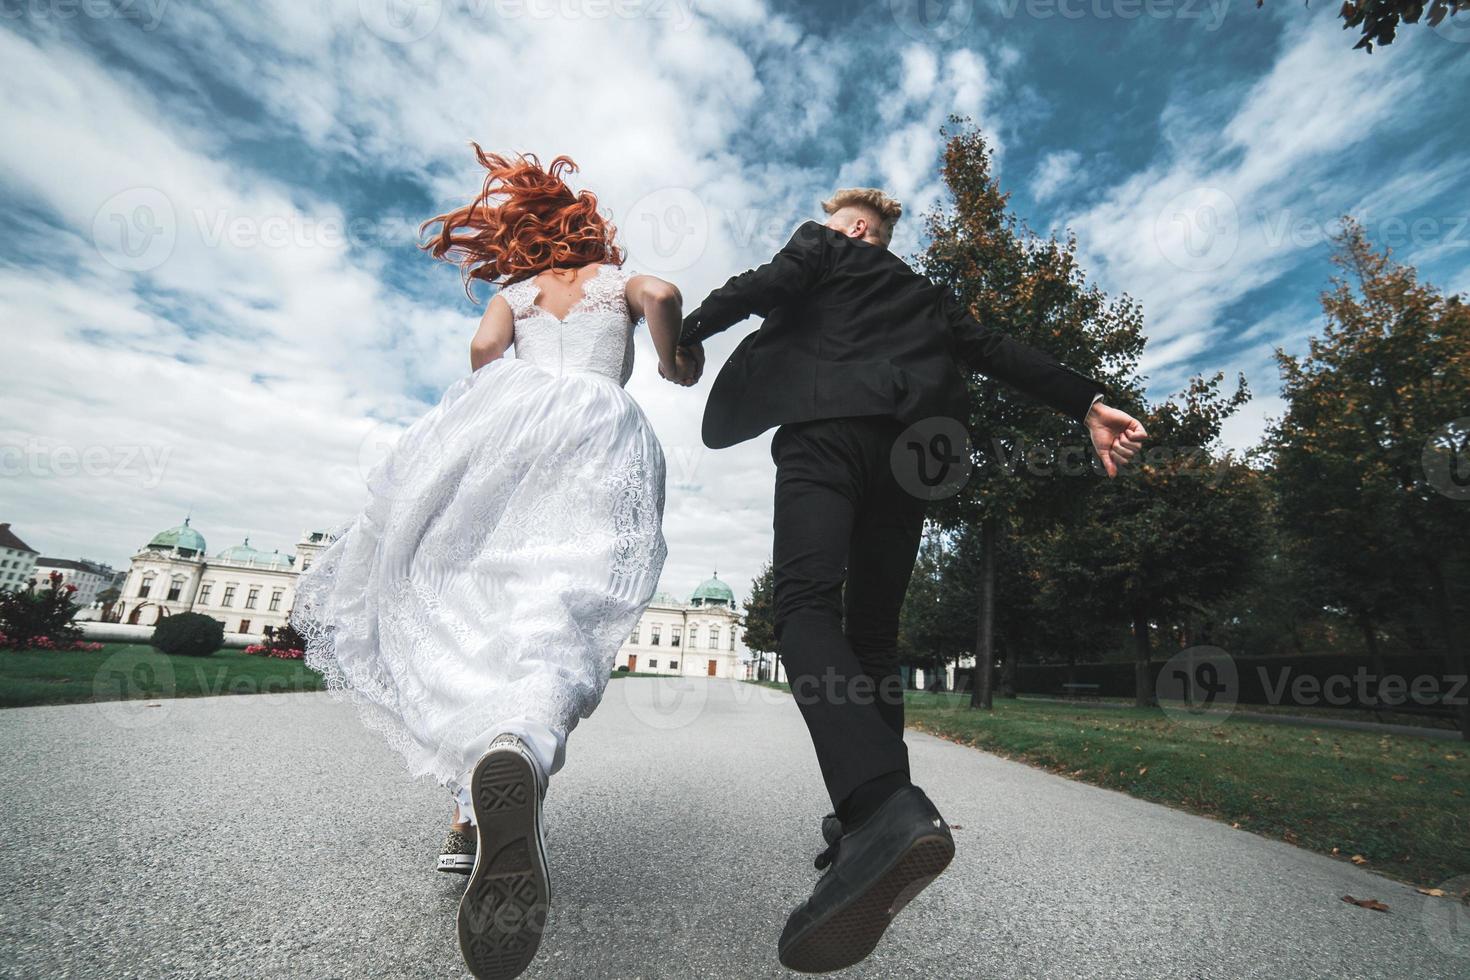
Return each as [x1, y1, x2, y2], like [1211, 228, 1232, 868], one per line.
[0, 573, 83, 649]
[151, 612, 224, 658]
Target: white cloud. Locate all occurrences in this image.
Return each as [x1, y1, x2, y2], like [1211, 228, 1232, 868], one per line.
[1030, 149, 1081, 203]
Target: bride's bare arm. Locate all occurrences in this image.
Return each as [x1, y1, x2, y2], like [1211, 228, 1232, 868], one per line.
[625, 274, 684, 382]
[470, 294, 515, 371]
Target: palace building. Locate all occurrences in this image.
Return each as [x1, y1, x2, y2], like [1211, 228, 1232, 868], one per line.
[614, 574, 745, 679]
[110, 519, 333, 638]
[112, 519, 748, 671]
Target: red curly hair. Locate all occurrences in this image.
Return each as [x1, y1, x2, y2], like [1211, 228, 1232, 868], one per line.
[420, 145, 623, 298]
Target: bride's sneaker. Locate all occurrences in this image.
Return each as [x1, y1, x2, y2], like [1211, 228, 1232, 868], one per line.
[457, 734, 550, 980]
[437, 828, 476, 875]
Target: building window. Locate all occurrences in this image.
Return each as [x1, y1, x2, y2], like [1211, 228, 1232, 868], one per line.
[263, 625, 275, 639]
[651, 625, 661, 646]
[688, 626, 699, 647]
[648, 659, 658, 669]
[709, 627, 720, 650]
[245, 586, 260, 610]
[166, 579, 183, 602]
[671, 627, 682, 647]
[629, 626, 640, 645]
[269, 590, 283, 612]
[238, 619, 251, 634]
[301, 558, 312, 572]
[198, 583, 212, 605]
[221, 585, 236, 608]
[729, 631, 736, 651]
[138, 574, 154, 598]
[669, 660, 679, 671]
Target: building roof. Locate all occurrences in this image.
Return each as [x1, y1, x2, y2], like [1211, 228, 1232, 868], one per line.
[691, 573, 735, 606]
[216, 537, 294, 569]
[147, 518, 207, 555]
[35, 557, 111, 573]
[0, 523, 39, 554]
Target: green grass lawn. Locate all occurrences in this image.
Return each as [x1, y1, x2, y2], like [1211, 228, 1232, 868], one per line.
[0, 643, 324, 708]
[751, 681, 1469, 888]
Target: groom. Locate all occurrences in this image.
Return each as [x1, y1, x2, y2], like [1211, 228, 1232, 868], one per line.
[666, 189, 1146, 972]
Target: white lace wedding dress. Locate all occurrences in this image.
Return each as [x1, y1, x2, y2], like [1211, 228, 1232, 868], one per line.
[294, 263, 666, 798]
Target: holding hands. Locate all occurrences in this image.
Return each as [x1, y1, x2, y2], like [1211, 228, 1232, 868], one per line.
[659, 342, 704, 387]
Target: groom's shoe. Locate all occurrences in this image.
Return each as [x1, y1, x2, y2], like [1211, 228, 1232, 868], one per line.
[457, 734, 551, 980]
[778, 786, 954, 973]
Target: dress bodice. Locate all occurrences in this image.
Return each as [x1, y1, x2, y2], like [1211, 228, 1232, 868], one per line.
[498, 264, 638, 385]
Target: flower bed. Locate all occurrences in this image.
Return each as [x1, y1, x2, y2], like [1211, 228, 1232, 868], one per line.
[244, 643, 305, 660]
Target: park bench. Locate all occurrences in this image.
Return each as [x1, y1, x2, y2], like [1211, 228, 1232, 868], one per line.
[1059, 682, 1101, 699]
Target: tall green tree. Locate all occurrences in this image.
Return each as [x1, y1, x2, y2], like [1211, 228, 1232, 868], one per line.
[918, 121, 1147, 709]
[1266, 221, 1470, 737]
[743, 562, 777, 681]
[1033, 374, 1269, 706]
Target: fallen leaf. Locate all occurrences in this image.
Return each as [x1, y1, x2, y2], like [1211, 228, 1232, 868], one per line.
[1390, 774, 1407, 782]
[1417, 888, 1447, 897]
[1138, 767, 1149, 776]
[1231, 822, 1241, 830]
[950, 825, 964, 830]
[1331, 847, 1340, 855]
[1341, 895, 1390, 913]
[1351, 855, 1369, 865]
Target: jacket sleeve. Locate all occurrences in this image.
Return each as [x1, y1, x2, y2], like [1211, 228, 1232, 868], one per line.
[679, 223, 826, 346]
[945, 293, 1105, 423]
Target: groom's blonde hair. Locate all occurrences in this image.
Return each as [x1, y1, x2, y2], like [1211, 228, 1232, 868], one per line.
[821, 188, 902, 245]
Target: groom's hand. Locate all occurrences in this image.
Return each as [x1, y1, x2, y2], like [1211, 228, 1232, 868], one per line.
[1085, 401, 1148, 478]
[660, 343, 704, 386]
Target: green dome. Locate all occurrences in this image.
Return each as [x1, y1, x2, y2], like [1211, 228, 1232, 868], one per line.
[147, 518, 206, 556]
[691, 573, 735, 607]
[216, 537, 293, 570]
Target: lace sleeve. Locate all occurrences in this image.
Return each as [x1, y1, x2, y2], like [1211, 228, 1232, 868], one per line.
[497, 278, 538, 321]
[606, 266, 642, 325]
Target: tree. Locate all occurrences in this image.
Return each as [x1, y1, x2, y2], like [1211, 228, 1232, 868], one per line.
[1258, 0, 1470, 53]
[743, 562, 777, 681]
[1034, 374, 1270, 706]
[918, 121, 1147, 710]
[1266, 220, 1470, 737]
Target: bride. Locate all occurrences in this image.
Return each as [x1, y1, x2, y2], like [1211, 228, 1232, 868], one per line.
[292, 147, 693, 980]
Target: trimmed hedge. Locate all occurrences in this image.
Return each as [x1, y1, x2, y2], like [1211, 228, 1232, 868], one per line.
[958, 652, 1465, 714]
[151, 612, 224, 658]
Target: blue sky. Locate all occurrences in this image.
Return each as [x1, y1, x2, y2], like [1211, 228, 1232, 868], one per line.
[2, 0, 1467, 600]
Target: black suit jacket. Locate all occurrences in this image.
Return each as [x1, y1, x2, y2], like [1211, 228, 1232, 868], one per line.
[680, 221, 1104, 450]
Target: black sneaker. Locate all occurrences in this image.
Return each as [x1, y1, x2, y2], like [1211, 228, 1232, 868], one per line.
[437, 828, 476, 875]
[777, 786, 954, 973]
[456, 734, 550, 980]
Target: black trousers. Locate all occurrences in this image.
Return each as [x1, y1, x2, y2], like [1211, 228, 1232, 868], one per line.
[771, 416, 928, 811]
